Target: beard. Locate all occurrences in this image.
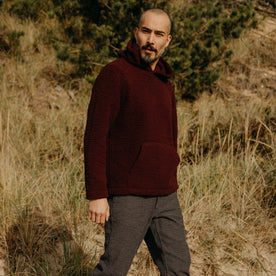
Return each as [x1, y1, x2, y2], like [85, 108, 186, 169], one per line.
[141, 54, 158, 65]
[140, 43, 166, 65]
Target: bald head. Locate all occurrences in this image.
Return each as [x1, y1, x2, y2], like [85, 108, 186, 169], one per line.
[134, 8, 172, 70]
[139, 9, 172, 34]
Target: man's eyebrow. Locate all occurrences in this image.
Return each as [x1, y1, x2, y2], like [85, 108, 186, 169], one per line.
[155, 30, 166, 34]
[141, 26, 166, 34]
[141, 26, 151, 31]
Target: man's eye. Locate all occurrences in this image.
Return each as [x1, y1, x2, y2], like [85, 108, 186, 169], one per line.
[142, 29, 150, 33]
[156, 33, 164, 37]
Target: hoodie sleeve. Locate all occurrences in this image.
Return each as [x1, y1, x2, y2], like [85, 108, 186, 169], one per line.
[84, 64, 122, 200]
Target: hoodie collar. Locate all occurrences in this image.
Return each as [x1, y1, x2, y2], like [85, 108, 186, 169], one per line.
[118, 39, 173, 80]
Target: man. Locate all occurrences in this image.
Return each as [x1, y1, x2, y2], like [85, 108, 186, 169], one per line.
[84, 8, 191, 276]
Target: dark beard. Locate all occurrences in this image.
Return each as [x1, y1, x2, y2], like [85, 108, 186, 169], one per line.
[140, 54, 158, 65]
[140, 43, 166, 65]
[140, 44, 158, 65]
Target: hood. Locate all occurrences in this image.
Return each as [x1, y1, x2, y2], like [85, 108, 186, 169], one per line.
[118, 38, 173, 80]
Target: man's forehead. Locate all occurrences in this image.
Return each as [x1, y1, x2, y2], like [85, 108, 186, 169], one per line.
[139, 11, 171, 33]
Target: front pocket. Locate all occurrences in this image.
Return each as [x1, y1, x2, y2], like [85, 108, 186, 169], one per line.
[128, 142, 180, 190]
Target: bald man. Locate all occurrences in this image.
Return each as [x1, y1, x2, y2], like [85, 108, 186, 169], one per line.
[84, 9, 191, 275]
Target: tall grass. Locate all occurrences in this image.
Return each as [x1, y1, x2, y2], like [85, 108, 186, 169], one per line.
[0, 13, 97, 275]
[0, 61, 96, 275]
[177, 101, 275, 275]
[0, 11, 275, 276]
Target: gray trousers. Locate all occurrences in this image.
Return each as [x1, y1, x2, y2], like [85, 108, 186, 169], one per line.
[90, 192, 191, 276]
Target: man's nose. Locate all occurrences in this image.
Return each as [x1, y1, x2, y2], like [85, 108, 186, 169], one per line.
[147, 32, 155, 44]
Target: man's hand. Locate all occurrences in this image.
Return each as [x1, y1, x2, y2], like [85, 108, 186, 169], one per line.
[88, 198, 110, 227]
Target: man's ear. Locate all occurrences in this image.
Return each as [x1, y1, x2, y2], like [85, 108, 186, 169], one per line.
[166, 34, 172, 48]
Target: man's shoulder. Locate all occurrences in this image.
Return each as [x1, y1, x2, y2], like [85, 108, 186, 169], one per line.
[94, 58, 129, 87]
[102, 57, 129, 74]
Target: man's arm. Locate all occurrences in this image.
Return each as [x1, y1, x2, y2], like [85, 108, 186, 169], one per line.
[84, 64, 123, 223]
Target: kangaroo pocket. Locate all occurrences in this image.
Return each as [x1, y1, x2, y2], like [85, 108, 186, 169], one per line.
[128, 142, 180, 191]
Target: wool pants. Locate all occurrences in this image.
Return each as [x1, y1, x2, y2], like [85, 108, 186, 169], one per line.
[90, 192, 191, 276]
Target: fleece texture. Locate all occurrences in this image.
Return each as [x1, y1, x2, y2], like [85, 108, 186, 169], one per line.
[84, 39, 180, 200]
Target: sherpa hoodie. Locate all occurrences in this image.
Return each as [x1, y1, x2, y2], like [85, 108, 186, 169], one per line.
[84, 39, 180, 200]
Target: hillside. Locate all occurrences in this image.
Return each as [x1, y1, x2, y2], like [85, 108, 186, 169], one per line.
[0, 4, 275, 276]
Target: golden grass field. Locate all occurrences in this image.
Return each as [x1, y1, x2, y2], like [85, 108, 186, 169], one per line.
[0, 9, 275, 276]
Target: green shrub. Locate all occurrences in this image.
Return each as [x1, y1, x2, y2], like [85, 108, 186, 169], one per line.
[70, 0, 256, 99]
[8, 0, 53, 21]
[167, 0, 256, 99]
[3, 0, 257, 99]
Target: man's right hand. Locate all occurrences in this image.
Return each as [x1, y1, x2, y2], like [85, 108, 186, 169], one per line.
[88, 198, 110, 227]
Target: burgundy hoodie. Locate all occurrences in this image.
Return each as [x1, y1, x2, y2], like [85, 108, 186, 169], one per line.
[84, 39, 180, 200]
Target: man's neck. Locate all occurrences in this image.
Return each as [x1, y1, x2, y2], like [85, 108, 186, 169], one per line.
[150, 59, 159, 71]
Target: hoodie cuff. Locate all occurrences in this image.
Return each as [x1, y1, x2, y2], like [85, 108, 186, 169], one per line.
[86, 190, 109, 200]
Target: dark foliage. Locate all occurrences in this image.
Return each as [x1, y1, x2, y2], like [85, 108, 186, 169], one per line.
[2, 0, 257, 99]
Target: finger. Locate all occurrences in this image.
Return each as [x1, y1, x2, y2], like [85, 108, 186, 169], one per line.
[91, 212, 96, 222]
[89, 208, 94, 220]
[100, 214, 106, 226]
[96, 213, 101, 224]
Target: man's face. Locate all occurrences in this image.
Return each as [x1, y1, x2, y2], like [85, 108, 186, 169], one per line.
[134, 11, 172, 68]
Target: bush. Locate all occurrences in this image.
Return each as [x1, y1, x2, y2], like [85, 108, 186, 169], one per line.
[64, 0, 256, 99]
[8, 0, 53, 21]
[3, 0, 257, 99]
[167, 0, 256, 99]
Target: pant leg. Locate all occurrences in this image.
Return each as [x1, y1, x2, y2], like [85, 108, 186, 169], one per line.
[144, 193, 191, 276]
[90, 195, 156, 276]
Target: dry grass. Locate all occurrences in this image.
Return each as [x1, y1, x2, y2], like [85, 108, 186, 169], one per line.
[0, 11, 275, 276]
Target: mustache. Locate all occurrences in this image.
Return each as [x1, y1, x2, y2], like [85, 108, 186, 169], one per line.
[142, 44, 157, 52]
